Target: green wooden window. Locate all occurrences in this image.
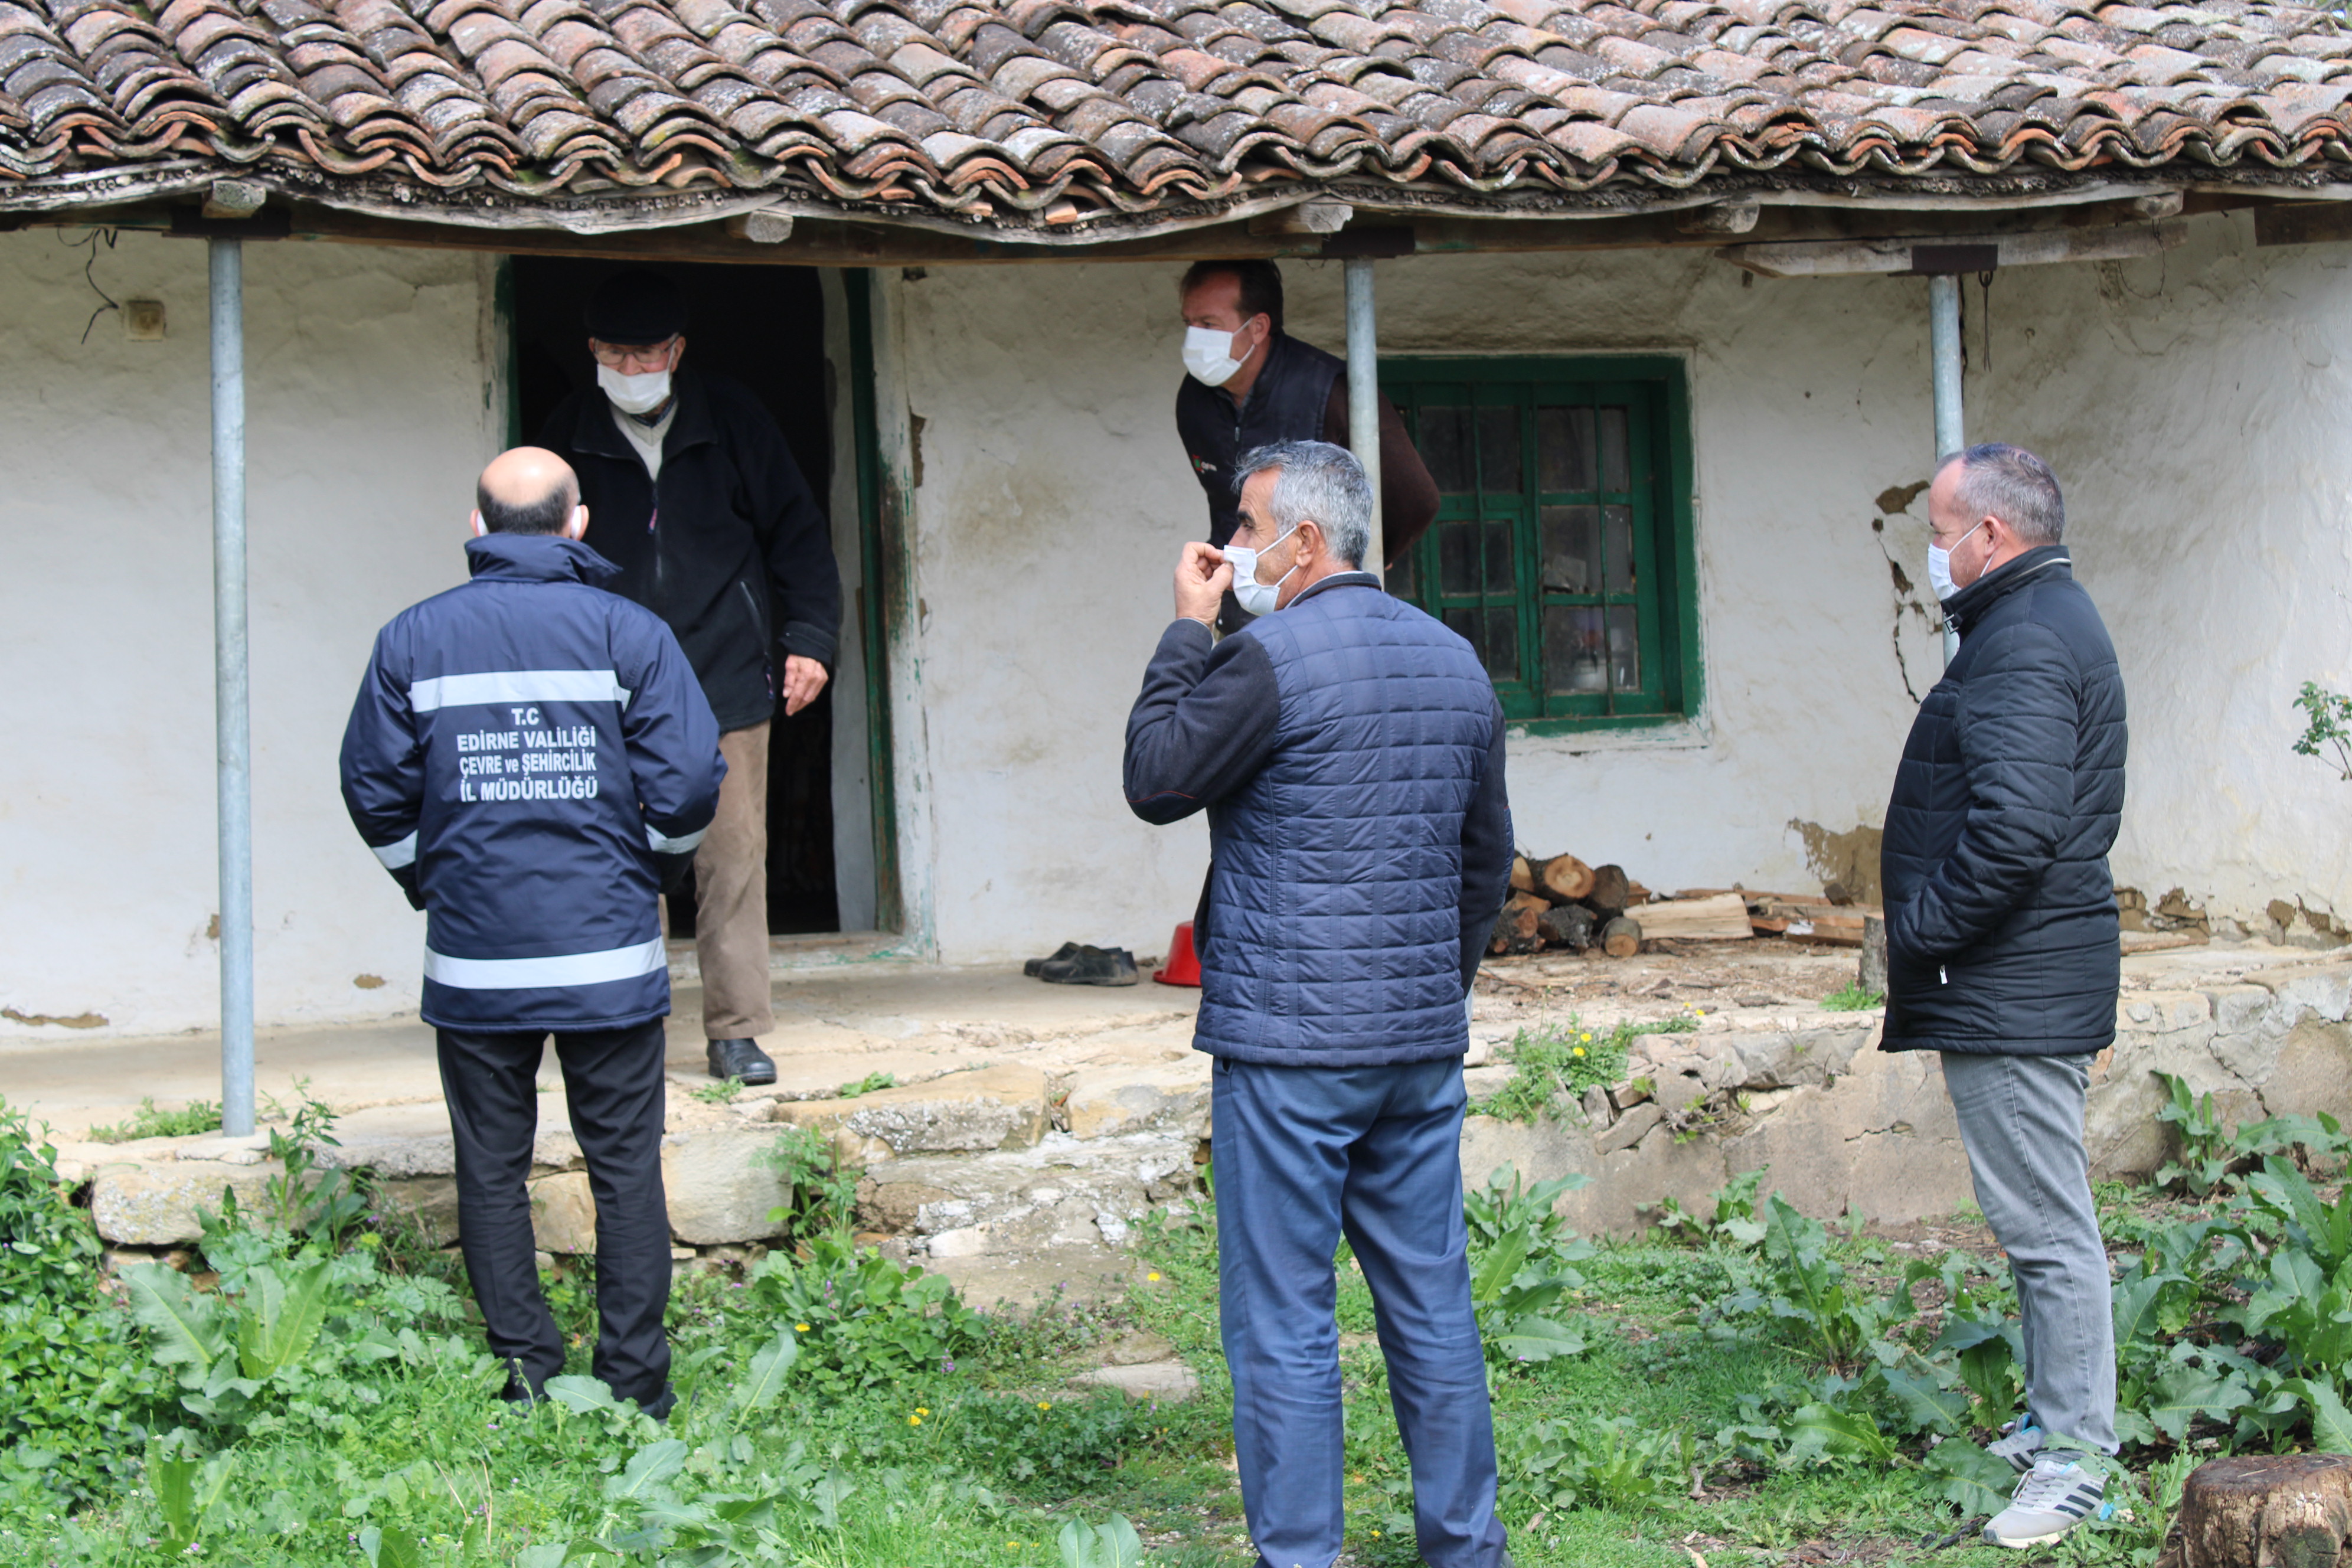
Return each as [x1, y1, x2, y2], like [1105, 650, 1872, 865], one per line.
[1383, 357, 1698, 732]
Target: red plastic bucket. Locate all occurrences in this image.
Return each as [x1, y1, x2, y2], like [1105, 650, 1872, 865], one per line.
[1154, 921, 1201, 987]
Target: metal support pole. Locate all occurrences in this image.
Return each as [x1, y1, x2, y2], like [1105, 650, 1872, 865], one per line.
[211, 237, 254, 1138]
[1344, 257, 1381, 579]
[1928, 273, 1964, 665]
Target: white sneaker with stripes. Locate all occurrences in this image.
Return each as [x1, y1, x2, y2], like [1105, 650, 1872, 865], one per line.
[1984, 1455, 2109, 1549]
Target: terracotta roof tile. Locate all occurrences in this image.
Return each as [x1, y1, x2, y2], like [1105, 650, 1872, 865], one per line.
[8, 0, 2352, 224]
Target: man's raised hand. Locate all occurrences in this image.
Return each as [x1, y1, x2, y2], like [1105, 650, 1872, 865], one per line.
[1175, 541, 1231, 629]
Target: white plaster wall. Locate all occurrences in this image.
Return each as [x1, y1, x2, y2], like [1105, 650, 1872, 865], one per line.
[881, 222, 2352, 963]
[0, 231, 496, 1038]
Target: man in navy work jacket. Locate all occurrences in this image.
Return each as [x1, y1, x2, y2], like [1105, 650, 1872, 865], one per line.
[538, 270, 841, 1089]
[1880, 443, 2126, 1550]
[1124, 440, 1513, 1568]
[340, 446, 726, 1420]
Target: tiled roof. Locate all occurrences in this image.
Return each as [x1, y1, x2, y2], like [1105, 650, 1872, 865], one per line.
[5, 0, 2352, 231]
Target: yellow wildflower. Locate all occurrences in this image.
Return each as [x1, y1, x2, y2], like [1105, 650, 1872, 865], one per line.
[795, 1323, 811, 1332]
[916, 1407, 929, 1416]
[1147, 1272, 1162, 1282]
[1572, 1046, 1585, 1057]
[908, 1414, 922, 1426]
[1037, 1400, 1052, 1411]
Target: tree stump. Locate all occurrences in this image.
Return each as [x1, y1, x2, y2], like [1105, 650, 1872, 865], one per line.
[1860, 915, 1888, 997]
[1488, 893, 1546, 956]
[2157, 1455, 2352, 1568]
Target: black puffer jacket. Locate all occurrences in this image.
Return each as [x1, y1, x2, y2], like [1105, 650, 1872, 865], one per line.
[1880, 545, 2128, 1056]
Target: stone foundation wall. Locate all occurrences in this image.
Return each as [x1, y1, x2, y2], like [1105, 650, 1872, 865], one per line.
[65, 953, 2352, 1289]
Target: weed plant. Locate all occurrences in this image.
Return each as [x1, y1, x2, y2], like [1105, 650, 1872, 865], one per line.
[1475, 1017, 1699, 1123]
[1819, 983, 1884, 1012]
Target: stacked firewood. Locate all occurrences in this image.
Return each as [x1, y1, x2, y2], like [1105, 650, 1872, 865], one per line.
[1488, 860, 1883, 959]
[1489, 854, 1651, 958]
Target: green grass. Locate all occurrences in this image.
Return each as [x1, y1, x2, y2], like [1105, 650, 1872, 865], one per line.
[84, 1098, 223, 1144]
[1819, 983, 1886, 1012]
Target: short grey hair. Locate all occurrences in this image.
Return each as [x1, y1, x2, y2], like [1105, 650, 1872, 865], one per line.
[1233, 439, 1371, 568]
[1941, 442, 2065, 545]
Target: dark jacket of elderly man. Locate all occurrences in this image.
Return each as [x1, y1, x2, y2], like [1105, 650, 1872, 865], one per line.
[1878, 442, 2127, 1552]
[1123, 439, 1513, 1568]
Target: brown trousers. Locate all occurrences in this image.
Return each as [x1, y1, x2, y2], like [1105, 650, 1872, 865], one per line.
[695, 722, 773, 1041]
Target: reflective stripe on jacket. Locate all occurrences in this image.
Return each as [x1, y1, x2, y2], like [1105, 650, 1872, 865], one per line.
[340, 534, 726, 1031]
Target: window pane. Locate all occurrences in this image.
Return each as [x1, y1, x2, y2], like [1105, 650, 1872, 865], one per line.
[1604, 505, 1635, 593]
[1439, 522, 1480, 596]
[1537, 406, 1596, 492]
[1544, 606, 1608, 694]
[1482, 519, 1515, 594]
[1598, 407, 1630, 492]
[1608, 605, 1641, 691]
[1540, 506, 1598, 594]
[1477, 406, 1521, 492]
[1419, 407, 1472, 492]
[1388, 548, 1417, 601]
[1443, 606, 1517, 680]
[1481, 607, 1519, 681]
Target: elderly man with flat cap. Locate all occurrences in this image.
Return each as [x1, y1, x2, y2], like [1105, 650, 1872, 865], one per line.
[341, 447, 726, 1418]
[537, 270, 841, 1086]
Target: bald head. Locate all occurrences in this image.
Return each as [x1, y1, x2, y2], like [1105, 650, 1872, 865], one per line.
[474, 447, 584, 538]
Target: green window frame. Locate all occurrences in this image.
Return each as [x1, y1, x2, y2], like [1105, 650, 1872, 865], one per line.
[1383, 356, 1699, 734]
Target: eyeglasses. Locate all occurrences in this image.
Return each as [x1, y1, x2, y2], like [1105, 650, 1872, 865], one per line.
[589, 337, 678, 371]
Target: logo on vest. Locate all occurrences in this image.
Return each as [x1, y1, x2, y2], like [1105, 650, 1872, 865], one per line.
[1190, 455, 1217, 476]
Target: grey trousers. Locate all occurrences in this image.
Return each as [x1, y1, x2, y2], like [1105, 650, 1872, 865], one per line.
[1939, 1050, 2118, 1456]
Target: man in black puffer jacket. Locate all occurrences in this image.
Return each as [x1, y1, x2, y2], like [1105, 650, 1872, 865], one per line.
[1880, 443, 2127, 1551]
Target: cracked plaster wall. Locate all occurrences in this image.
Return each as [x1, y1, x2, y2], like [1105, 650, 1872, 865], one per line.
[887, 217, 2351, 965]
[0, 231, 498, 1038]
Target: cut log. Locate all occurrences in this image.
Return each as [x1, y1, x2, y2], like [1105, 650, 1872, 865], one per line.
[2157, 1454, 2352, 1568]
[1599, 916, 1642, 959]
[1791, 914, 1867, 948]
[1583, 863, 1632, 919]
[1627, 893, 1754, 942]
[1536, 854, 1595, 903]
[1488, 891, 1546, 956]
[1509, 855, 1536, 895]
[1538, 903, 1596, 952]
[1625, 881, 1651, 907]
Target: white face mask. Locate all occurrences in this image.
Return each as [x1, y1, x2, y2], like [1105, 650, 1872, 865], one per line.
[1926, 517, 1988, 601]
[1182, 324, 1249, 388]
[599, 362, 673, 416]
[1224, 528, 1300, 618]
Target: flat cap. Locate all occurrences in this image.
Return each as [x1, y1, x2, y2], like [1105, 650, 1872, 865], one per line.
[584, 270, 688, 344]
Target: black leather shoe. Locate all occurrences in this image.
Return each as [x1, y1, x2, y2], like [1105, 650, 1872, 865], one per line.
[1037, 946, 1141, 987]
[1024, 940, 1082, 978]
[707, 1038, 776, 1084]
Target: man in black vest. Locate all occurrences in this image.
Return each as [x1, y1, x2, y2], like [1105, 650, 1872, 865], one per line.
[1174, 261, 1438, 630]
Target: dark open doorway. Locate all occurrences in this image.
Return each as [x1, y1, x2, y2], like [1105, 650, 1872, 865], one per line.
[511, 257, 841, 935]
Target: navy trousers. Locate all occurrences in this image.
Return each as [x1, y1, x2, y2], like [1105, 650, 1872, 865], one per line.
[1211, 1054, 1507, 1568]
[436, 1019, 674, 1415]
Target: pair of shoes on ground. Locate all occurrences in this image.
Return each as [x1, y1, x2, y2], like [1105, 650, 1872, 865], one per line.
[1022, 941, 1139, 986]
[706, 1037, 776, 1084]
[1982, 1420, 2112, 1550]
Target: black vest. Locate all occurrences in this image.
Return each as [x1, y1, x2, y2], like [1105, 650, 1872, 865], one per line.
[1174, 331, 1344, 548]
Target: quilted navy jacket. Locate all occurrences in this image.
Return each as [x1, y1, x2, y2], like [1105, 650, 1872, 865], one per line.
[339, 534, 726, 1032]
[1880, 545, 2128, 1056]
[1124, 574, 1513, 1066]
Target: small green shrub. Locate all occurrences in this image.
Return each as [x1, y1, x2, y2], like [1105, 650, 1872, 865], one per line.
[741, 1234, 979, 1394]
[0, 1098, 164, 1506]
[1819, 982, 1884, 1012]
[759, 1124, 861, 1242]
[1652, 1168, 1769, 1249]
[86, 1096, 223, 1144]
[2293, 680, 2352, 780]
[838, 1072, 897, 1098]
[1498, 1414, 1691, 1517]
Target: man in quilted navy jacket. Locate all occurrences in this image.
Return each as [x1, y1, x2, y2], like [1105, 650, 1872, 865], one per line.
[1125, 440, 1513, 1568]
[1880, 444, 2128, 1550]
[341, 446, 725, 1420]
